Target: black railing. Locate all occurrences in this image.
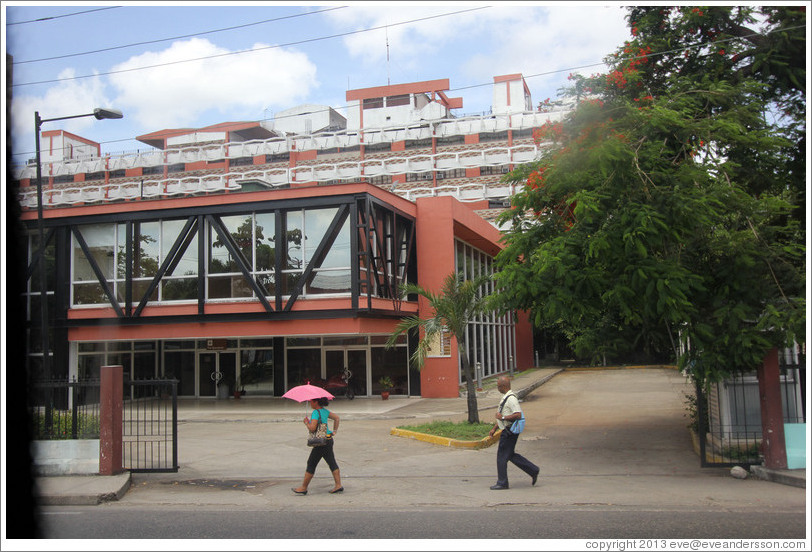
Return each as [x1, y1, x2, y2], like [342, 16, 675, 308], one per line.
[696, 349, 805, 468]
[123, 378, 179, 473]
[29, 378, 101, 440]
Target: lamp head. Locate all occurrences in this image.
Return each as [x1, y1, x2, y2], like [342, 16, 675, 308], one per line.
[93, 108, 124, 120]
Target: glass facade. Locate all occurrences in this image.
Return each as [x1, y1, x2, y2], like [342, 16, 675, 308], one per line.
[455, 239, 516, 382]
[69, 335, 407, 398]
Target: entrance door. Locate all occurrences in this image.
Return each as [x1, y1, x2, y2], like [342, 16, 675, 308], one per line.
[198, 352, 236, 398]
[324, 349, 368, 396]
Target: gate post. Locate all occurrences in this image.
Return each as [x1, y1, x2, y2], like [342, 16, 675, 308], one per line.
[757, 348, 787, 470]
[99, 365, 124, 475]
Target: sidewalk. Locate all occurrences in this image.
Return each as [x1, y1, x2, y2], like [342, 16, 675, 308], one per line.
[33, 367, 806, 507]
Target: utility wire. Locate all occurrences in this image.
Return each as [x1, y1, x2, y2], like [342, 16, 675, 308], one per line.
[11, 6, 490, 88]
[10, 21, 805, 159]
[13, 6, 348, 65]
[6, 6, 120, 25]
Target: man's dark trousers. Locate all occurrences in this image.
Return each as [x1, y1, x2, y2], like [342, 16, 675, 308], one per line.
[496, 429, 539, 487]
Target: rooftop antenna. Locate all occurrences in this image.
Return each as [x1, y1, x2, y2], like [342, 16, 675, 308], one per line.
[386, 25, 390, 86]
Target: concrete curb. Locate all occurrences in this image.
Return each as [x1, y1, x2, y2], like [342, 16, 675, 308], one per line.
[35, 472, 132, 506]
[750, 466, 806, 489]
[390, 427, 500, 449]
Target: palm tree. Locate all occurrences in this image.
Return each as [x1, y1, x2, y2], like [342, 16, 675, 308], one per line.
[386, 271, 493, 423]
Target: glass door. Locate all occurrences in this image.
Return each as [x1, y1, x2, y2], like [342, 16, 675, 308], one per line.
[198, 352, 236, 398]
[347, 349, 367, 396]
[324, 349, 368, 397]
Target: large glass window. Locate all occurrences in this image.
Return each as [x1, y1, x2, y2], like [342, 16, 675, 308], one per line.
[455, 239, 516, 382]
[283, 208, 351, 298]
[73, 223, 117, 305]
[24, 231, 56, 375]
[208, 212, 276, 300]
[161, 219, 198, 301]
[73, 220, 198, 306]
[125, 220, 160, 303]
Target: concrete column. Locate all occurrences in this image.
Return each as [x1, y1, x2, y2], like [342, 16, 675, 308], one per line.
[757, 348, 787, 469]
[99, 365, 124, 475]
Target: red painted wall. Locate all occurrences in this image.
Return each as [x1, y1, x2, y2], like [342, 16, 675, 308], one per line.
[414, 196, 534, 396]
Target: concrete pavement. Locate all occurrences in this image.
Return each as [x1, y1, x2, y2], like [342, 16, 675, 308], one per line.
[33, 367, 806, 511]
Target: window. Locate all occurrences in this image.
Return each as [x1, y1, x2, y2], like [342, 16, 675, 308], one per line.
[436, 169, 465, 180]
[479, 131, 508, 143]
[364, 142, 391, 152]
[455, 239, 515, 382]
[480, 165, 510, 175]
[208, 212, 275, 300]
[282, 208, 351, 297]
[229, 156, 254, 167]
[405, 137, 432, 149]
[386, 94, 410, 107]
[406, 172, 433, 182]
[436, 135, 464, 146]
[160, 219, 199, 301]
[142, 165, 163, 175]
[73, 223, 117, 305]
[53, 174, 75, 184]
[167, 163, 185, 173]
[363, 97, 384, 110]
[73, 219, 199, 306]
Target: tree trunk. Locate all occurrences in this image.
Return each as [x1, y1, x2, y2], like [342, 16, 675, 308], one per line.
[459, 338, 479, 423]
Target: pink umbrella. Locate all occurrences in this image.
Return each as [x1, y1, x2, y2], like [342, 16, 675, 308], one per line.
[282, 383, 335, 403]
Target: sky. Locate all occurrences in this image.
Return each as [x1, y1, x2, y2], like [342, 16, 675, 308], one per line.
[3, 1, 632, 166]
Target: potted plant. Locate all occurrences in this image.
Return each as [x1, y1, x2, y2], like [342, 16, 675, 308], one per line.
[379, 376, 395, 400]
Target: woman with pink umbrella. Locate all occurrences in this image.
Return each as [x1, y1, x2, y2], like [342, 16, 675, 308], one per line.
[283, 384, 344, 495]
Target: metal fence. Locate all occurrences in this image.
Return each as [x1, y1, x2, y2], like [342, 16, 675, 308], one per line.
[29, 378, 101, 440]
[123, 378, 179, 473]
[696, 350, 806, 468]
[29, 376, 178, 473]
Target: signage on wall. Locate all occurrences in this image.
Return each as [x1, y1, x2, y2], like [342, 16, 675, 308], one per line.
[207, 339, 228, 350]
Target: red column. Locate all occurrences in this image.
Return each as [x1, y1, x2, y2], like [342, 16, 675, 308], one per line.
[757, 348, 787, 469]
[99, 365, 124, 475]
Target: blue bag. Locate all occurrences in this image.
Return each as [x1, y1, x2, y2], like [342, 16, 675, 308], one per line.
[508, 414, 525, 435]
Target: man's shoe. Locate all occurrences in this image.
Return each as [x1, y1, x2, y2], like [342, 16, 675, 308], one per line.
[531, 471, 539, 486]
[490, 484, 509, 490]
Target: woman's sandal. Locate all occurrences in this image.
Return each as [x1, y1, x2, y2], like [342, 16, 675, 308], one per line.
[291, 488, 307, 495]
[328, 487, 344, 494]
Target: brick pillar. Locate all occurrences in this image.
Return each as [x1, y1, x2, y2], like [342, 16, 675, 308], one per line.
[99, 365, 124, 475]
[757, 348, 787, 469]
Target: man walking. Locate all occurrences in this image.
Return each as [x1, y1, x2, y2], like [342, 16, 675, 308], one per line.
[488, 375, 539, 490]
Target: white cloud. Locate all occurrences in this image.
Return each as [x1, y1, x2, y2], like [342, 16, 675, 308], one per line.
[325, 4, 629, 107]
[108, 38, 319, 129]
[327, 5, 490, 66]
[460, 6, 630, 87]
[11, 69, 113, 158]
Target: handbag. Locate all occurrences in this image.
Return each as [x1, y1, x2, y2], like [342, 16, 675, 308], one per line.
[307, 409, 329, 447]
[498, 392, 526, 435]
[508, 413, 526, 435]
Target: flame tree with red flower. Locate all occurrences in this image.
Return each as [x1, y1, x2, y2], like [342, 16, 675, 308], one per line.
[494, 6, 805, 383]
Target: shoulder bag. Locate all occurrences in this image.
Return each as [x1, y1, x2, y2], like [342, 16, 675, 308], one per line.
[498, 392, 526, 435]
[307, 409, 329, 447]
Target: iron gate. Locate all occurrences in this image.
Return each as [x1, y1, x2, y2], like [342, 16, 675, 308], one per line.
[695, 349, 805, 468]
[123, 378, 179, 473]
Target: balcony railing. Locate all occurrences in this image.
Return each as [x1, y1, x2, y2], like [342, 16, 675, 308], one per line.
[13, 109, 569, 181]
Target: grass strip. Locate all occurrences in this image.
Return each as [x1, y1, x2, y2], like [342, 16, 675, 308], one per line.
[395, 420, 493, 441]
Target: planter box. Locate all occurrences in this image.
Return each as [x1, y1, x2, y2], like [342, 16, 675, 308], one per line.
[31, 439, 99, 476]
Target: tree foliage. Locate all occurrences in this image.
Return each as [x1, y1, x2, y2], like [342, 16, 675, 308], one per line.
[494, 6, 805, 383]
[386, 272, 492, 423]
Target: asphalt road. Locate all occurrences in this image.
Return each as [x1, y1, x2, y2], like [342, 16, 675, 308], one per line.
[37, 506, 807, 540]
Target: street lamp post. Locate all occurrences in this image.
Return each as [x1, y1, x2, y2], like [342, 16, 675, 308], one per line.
[34, 108, 123, 380]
